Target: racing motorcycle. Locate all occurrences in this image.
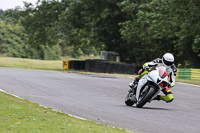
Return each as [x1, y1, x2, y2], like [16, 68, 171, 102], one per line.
[125, 65, 170, 108]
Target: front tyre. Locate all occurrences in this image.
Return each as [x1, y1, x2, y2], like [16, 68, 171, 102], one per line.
[136, 87, 156, 108]
[125, 92, 136, 106]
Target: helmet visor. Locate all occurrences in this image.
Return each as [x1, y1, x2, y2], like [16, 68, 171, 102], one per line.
[163, 57, 173, 66]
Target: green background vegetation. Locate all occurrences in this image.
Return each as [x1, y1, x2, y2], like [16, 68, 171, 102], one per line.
[0, 0, 200, 67]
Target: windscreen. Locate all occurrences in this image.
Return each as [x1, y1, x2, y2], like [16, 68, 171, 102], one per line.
[158, 66, 168, 79]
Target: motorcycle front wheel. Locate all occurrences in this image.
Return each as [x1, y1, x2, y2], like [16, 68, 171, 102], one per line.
[136, 87, 156, 108]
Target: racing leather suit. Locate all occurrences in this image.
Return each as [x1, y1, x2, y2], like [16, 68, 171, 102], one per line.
[134, 58, 177, 102]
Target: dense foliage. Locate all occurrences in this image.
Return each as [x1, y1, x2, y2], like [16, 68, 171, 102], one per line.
[0, 0, 199, 67]
[0, 19, 27, 57]
[119, 0, 200, 67]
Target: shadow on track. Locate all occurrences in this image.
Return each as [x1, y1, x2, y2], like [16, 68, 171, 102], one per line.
[121, 105, 172, 111]
[139, 106, 172, 110]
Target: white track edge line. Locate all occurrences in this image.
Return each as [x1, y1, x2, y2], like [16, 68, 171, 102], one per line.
[0, 89, 87, 120]
[176, 82, 200, 87]
[0, 88, 133, 132]
[128, 77, 200, 87]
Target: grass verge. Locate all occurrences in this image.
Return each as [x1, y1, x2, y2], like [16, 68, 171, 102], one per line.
[0, 57, 199, 86]
[0, 57, 63, 71]
[0, 91, 129, 133]
[176, 79, 200, 86]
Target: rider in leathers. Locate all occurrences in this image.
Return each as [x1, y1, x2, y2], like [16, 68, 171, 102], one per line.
[129, 53, 177, 103]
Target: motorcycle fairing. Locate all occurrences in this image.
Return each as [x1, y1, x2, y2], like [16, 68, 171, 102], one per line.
[135, 74, 148, 101]
[135, 68, 167, 103]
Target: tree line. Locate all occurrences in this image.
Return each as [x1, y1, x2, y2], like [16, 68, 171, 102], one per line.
[0, 0, 199, 68]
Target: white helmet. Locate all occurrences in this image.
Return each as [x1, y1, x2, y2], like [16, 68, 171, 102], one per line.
[162, 53, 174, 67]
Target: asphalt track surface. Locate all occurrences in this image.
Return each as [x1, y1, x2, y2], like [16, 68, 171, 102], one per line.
[0, 68, 200, 133]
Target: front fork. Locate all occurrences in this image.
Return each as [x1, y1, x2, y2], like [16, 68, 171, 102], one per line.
[148, 86, 161, 102]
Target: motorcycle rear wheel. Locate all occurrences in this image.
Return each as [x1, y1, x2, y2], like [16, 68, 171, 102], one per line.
[125, 92, 136, 106]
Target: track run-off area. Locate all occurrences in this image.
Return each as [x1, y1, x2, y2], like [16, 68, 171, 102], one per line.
[0, 68, 200, 133]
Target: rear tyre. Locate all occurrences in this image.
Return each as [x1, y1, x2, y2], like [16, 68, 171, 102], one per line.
[125, 92, 136, 106]
[136, 87, 156, 108]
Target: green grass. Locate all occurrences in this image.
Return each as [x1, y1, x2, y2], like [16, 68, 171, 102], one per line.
[176, 78, 200, 85]
[0, 57, 63, 71]
[0, 92, 129, 133]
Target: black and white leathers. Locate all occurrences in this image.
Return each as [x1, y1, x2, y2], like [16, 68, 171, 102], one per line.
[145, 58, 177, 87]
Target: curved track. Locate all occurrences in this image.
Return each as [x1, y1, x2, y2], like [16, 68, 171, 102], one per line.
[0, 68, 200, 133]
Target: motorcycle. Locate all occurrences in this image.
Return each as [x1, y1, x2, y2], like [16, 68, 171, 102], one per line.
[125, 65, 170, 108]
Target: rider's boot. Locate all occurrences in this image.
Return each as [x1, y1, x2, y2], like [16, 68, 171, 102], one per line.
[129, 77, 139, 88]
[153, 95, 161, 101]
[128, 77, 139, 94]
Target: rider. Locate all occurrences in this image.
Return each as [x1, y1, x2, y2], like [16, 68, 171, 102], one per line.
[129, 53, 177, 103]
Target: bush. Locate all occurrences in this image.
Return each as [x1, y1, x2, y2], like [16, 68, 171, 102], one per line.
[27, 45, 61, 60]
[41, 45, 61, 60]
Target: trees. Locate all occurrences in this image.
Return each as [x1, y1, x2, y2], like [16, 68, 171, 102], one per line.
[59, 0, 124, 57]
[0, 0, 199, 67]
[0, 20, 27, 57]
[119, 0, 200, 67]
[21, 1, 63, 49]
[18, 0, 63, 59]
